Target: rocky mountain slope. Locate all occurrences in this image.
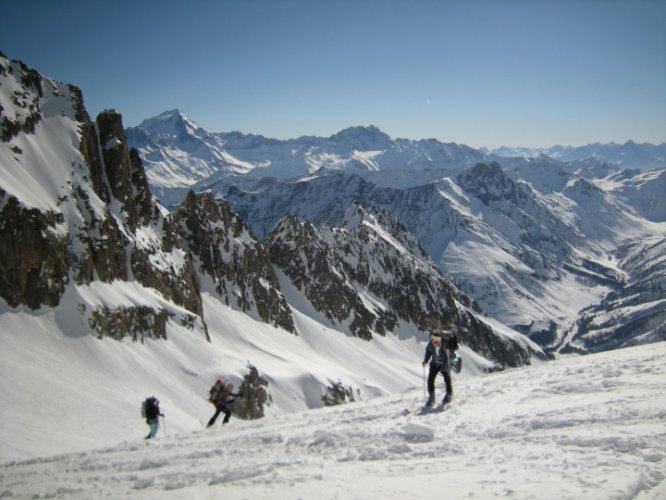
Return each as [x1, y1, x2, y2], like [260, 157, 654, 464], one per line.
[0, 58, 205, 342]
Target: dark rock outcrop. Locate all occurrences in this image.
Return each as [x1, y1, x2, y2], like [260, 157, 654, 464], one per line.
[232, 365, 272, 419]
[0, 195, 69, 308]
[268, 203, 546, 367]
[172, 191, 295, 332]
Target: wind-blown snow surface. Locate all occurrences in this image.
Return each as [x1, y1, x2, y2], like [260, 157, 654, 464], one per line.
[2, 335, 665, 499]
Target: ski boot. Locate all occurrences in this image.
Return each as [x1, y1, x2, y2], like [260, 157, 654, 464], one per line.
[425, 394, 435, 407]
[443, 392, 453, 405]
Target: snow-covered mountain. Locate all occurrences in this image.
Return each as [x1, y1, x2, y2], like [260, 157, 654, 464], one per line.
[127, 109, 665, 210]
[211, 162, 665, 353]
[1, 55, 547, 461]
[487, 141, 666, 170]
[124, 110, 666, 354]
[126, 112, 486, 206]
[124, 109, 256, 206]
[267, 203, 542, 365]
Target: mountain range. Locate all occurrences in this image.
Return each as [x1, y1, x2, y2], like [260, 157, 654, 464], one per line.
[126, 109, 666, 354]
[1, 54, 544, 450]
[1, 53, 665, 462]
[485, 141, 666, 170]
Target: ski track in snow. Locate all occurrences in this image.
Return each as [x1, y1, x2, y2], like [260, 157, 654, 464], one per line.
[2, 342, 665, 499]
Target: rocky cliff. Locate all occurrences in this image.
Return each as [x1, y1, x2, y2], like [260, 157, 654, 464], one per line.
[268, 203, 544, 367]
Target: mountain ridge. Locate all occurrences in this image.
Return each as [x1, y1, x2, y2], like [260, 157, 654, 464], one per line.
[128, 109, 665, 186]
[123, 110, 666, 354]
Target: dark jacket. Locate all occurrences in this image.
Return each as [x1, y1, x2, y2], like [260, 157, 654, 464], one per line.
[215, 389, 241, 410]
[423, 341, 445, 366]
[145, 399, 163, 422]
[424, 336, 458, 371]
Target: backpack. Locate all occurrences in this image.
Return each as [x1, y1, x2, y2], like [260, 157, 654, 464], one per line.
[141, 397, 156, 417]
[209, 381, 224, 404]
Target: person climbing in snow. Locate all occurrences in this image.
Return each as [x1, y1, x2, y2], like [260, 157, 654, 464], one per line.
[144, 397, 164, 439]
[207, 380, 242, 427]
[422, 331, 454, 406]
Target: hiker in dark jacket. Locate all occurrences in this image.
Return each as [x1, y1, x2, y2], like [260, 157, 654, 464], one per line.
[207, 382, 242, 427]
[145, 397, 164, 439]
[422, 331, 454, 406]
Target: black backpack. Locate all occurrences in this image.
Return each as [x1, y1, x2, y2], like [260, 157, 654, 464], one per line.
[209, 381, 226, 404]
[141, 396, 156, 417]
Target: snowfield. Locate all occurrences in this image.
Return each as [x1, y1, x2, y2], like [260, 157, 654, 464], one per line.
[2, 341, 664, 499]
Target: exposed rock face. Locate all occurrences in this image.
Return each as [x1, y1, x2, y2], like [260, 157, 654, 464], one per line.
[267, 203, 458, 341]
[459, 312, 536, 368]
[1, 57, 71, 308]
[0, 196, 69, 308]
[172, 191, 294, 332]
[322, 381, 359, 406]
[232, 365, 272, 420]
[89, 306, 170, 341]
[457, 162, 530, 205]
[567, 236, 666, 353]
[268, 203, 545, 367]
[0, 59, 43, 142]
[268, 214, 376, 339]
[96, 110, 155, 228]
[0, 55, 205, 340]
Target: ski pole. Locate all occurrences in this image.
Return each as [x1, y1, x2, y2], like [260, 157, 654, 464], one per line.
[161, 415, 167, 437]
[422, 364, 426, 400]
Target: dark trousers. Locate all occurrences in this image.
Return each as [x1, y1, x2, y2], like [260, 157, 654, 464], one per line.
[207, 406, 231, 427]
[427, 363, 452, 396]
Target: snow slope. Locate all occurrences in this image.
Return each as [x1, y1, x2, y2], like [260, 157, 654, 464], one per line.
[1, 339, 664, 499]
[0, 288, 432, 463]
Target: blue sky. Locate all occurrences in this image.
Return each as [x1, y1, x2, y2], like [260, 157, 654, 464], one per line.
[2, 0, 665, 148]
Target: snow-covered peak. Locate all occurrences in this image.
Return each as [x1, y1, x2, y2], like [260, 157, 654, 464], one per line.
[339, 202, 427, 260]
[0, 54, 90, 212]
[136, 108, 202, 140]
[126, 110, 255, 193]
[329, 125, 393, 150]
[491, 141, 666, 170]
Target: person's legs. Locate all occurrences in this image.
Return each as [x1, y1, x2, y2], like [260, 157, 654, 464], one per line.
[427, 364, 439, 404]
[146, 419, 158, 439]
[207, 408, 221, 427]
[222, 408, 231, 424]
[442, 370, 453, 403]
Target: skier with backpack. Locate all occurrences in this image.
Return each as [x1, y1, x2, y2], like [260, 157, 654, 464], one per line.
[206, 380, 243, 427]
[421, 330, 458, 407]
[141, 396, 164, 439]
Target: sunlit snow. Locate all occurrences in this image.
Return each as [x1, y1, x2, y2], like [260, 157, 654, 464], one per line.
[1, 301, 664, 499]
